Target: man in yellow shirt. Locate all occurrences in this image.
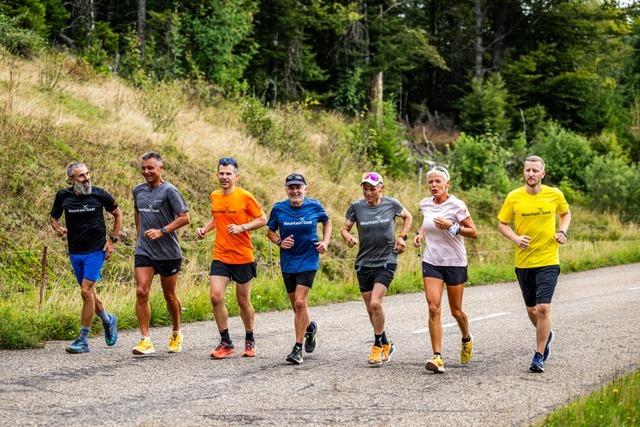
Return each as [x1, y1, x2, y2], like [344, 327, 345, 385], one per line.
[497, 155, 571, 373]
[197, 157, 267, 359]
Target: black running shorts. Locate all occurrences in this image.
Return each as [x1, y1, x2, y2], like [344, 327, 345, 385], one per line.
[356, 264, 397, 293]
[422, 262, 468, 285]
[210, 260, 257, 284]
[515, 265, 560, 307]
[134, 254, 182, 277]
[282, 270, 317, 294]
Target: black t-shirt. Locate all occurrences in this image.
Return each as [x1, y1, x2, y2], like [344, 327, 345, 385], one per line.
[50, 186, 118, 254]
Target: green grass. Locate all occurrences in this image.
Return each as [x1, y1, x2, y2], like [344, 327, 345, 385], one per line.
[540, 369, 640, 426]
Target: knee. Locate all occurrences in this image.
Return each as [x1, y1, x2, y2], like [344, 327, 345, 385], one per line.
[536, 304, 550, 317]
[237, 295, 252, 310]
[80, 287, 92, 301]
[293, 298, 307, 313]
[428, 302, 441, 317]
[136, 287, 149, 302]
[369, 300, 382, 314]
[210, 291, 224, 307]
[450, 308, 464, 320]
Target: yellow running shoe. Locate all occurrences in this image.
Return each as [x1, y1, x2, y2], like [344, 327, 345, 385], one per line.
[460, 335, 473, 364]
[168, 331, 183, 353]
[425, 354, 446, 373]
[381, 342, 396, 363]
[368, 345, 383, 365]
[132, 336, 155, 355]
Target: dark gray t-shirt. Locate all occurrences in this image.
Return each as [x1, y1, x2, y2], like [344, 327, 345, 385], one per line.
[133, 182, 189, 260]
[346, 196, 404, 268]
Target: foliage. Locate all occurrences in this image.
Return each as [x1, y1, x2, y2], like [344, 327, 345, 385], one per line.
[459, 73, 511, 141]
[450, 132, 511, 193]
[0, 13, 45, 58]
[584, 155, 640, 221]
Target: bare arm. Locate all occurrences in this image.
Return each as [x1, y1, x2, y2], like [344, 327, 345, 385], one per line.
[227, 213, 268, 235]
[50, 217, 67, 237]
[555, 210, 572, 245]
[196, 216, 216, 239]
[144, 212, 190, 240]
[341, 219, 358, 247]
[498, 221, 531, 250]
[459, 216, 478, 239]
[315, 219, 332, 253]
[394, 208, 413, 254]
[103, 207, 123, 260]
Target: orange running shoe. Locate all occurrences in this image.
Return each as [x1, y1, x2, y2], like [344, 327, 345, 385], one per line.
[210, 341, 235, 359]
[241, 340, 256, 357]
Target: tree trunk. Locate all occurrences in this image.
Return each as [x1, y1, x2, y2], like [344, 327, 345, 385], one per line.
[473, 0, 484, 80]
[137, 0, 146, 58]
[370, 71, 383, 124]
[429, 0, 439, 106]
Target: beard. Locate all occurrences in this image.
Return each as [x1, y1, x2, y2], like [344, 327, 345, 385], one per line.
[74, 181, 92, 195]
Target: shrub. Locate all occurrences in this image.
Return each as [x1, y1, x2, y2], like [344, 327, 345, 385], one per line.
[584, 155, 640, 220]
[138, 81, 181, 132]
[450, 132, 511, 193]
[459, 73, 512, 142]
[0, 14, 44, 58]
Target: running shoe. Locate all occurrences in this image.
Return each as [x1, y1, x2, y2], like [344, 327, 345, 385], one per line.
[425, 354, 446, 373]
[381, 342, 396, 363]
[132, 336, 155, 355]
[304, 321, 318, 353]
[210, 341, 235, 359]
[168, 331, 183, 353]
[103, 313, 118, 347]
[529, 352, 544, 373]
[286, 345, 303, 365]
[66, 337, 89, 354]
[242, 340, 256, 357]
[460, 335, 473, 364]
[367, 345, 383, 365]
[543, 330, 555, 361]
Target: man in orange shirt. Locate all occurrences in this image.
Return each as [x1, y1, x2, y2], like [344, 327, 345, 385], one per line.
[197, 157, 267, 358]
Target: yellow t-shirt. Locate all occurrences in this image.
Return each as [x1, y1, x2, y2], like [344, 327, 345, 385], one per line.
[210, 188, 264, 264]
[497, 185, 569, 268]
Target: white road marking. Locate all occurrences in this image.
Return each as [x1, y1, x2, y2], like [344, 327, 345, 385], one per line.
[411, 312, 511, 334]
[629, 287, 640, 291]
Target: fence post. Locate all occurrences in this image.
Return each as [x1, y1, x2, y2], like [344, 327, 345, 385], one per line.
[38, 246, 48, 310]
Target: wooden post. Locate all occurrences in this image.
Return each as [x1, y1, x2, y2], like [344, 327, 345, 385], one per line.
[38, 246, 48, 310]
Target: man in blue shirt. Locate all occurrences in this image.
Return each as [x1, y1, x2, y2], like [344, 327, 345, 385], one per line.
[267, 173, 331, 364]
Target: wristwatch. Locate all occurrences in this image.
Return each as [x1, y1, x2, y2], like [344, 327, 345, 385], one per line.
[399, 234, 408, 241]
[109, 235, 119, 243]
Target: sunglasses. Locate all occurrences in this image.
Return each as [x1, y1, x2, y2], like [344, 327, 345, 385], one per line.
[218, 157, 238, 167]
[362, 172, 382, 182]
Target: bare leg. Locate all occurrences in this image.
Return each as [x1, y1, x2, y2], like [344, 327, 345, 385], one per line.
[79, 279, 96, 328]
[290, 286, 311, 343]
[160, 273, 181, 332]
[361, 283, 388, 335]
[210, 275, 230, 331]
[236, 281, 255, 333]
[134, 267, 155, 336]
[446, 284, 469, 338]
[424, 278, 445, 354]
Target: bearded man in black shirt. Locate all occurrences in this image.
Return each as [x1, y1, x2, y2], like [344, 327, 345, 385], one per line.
[50, 162, 123, 353]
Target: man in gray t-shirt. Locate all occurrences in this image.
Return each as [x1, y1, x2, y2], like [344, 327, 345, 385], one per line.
[131, 152, 190, 356]
[342, 172, 412, 366]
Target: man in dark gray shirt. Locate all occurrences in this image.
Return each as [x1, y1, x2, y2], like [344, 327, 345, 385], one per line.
[131, 152, 190, 356]
[342, 172, 412, 365]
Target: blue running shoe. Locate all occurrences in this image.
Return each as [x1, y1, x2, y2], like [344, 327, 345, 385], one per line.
[104, 314, 118, 346]
[543, 330, 554, 361]
[66, 337, 89, 354]
[529, 352, 544, 373]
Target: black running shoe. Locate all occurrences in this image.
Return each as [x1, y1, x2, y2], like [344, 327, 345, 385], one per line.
[286, 345, 303, 365]
[304, 321, 318, 353]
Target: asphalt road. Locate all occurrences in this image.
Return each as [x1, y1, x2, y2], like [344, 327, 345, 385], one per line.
[1, 263, 639, 426]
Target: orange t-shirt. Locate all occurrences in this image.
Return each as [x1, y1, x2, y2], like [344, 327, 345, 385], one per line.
[210, 188, 264, 264]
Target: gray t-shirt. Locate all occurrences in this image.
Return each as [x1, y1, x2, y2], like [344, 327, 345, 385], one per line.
[346, 196, 404, 268]
[133, 182, 189, 260]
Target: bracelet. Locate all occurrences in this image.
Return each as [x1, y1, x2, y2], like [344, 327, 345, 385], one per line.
[241, 224, 247, 231]
[558, 230, 567, 237]
[276, 238, 282, 246]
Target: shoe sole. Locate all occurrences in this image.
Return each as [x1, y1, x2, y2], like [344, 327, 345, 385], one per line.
[168, 347, 182, 353]
[132, 349, 156, 355]
[242, 351, 256, 357]
[210, 351, 235, 359]
[543, 331, 555, 361]
[286, 356, 303, 365]
[65, 347, 89, 354]
[425, 361, 445, 373]
[529, 366, 544, 373]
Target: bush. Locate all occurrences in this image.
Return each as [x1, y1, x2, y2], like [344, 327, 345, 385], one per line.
[459, 73, 512, 142]
[584, 155, 640, 220]
[0, 14, 44, 58]
[450, 132, 511, 193]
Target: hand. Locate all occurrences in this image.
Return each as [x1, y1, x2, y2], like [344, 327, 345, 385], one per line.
[555, 231, 568, 245]
[227, 224, 246, 235]
[144, 228, 164, 240]
[103, 240, 115, 260]
[344, 234, 358, 248]
[280, 235, 295, 249]
[196, 227, 206, 239]
[394, 237, 407, 254]
[413, 234, 423, 248]
[515, 235, 531, 250]
[433, 217, 453, 230]
[54, 225, 67, 237]
[315, 240, 328, 254]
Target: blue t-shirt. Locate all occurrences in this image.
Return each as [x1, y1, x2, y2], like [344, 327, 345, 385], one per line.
[267, 198, 329, 273]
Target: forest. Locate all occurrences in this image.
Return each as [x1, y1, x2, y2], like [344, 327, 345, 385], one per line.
[1, 0, 640, 216]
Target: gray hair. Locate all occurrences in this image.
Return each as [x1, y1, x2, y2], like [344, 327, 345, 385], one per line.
[141, 151, 163, 164]
[66, 162, 87, 178]
[525, 155, 545, 170]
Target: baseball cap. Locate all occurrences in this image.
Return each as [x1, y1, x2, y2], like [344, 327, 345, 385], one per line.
[285, 173, 306, 186]
[361, 171, 383, 186]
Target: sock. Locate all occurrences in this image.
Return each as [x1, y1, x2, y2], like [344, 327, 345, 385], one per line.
[374, 333, 383, 347]
[245, 330, 254, 342]
[434, 352, 441, 356]
[96, 310, 111, 323]
[462, 335, 472, 343]
[79, 326, 90, 340]
[381, 331, 389, 345]
[294, 342, 303, 350]
[220, 329, 231, 344]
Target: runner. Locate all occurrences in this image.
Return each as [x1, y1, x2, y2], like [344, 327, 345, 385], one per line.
[196, 157, 267, 359]
[50, 162, 122, 353]
[497, 155, 571, 373]
[132, 152, 190, 355]
[341, 172, 412, 365]
[266, 173, 331, 365]
[413, 166, 478, 373]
